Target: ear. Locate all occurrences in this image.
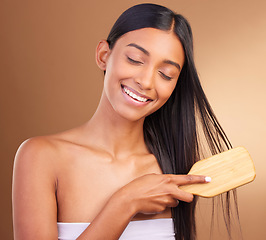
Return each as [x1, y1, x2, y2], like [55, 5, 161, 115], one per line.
[95, 40, 111, 71]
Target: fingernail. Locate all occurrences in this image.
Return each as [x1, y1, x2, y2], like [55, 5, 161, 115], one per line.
[205, 176, 212, 182]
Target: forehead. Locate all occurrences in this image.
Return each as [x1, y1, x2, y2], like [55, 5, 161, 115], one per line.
[111, 28, 185, 64]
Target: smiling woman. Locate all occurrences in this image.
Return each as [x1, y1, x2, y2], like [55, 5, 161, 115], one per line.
[12, 3, 237, 240]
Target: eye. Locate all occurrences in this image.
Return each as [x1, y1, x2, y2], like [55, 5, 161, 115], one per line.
[159, 71, 173, 81]
[127, 56, 143, 65]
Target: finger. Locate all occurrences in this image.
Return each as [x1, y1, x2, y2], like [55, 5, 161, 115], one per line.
[166, 198, 179, 208]
[173, 188, 195, 203]
[165, 183, 194, 203]
[167, 174, 210, 186]
[172, 199, 179, 207]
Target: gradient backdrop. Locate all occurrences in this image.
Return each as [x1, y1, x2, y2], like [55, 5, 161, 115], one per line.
[1, 0, 265, 239]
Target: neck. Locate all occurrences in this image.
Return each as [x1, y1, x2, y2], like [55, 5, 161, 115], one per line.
[84, 93, 148, 159]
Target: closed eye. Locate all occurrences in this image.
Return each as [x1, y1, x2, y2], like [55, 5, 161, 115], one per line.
[159, 71, 172, 80]
[127, 56, 143, 65]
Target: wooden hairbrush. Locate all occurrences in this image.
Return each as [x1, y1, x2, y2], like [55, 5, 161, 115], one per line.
[179, 147, 256, 198]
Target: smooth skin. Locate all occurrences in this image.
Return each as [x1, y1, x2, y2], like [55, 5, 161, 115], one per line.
[12, 28, 209, 240]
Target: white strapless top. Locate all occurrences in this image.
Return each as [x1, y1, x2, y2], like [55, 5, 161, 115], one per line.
[57, 218, 175, 240]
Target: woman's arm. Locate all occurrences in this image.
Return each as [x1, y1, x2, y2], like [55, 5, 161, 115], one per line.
[77, 174, 207, 240]
[12, 138, 58, 240]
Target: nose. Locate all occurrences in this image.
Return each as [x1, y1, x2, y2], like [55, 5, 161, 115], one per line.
[135, 67, 155, 90]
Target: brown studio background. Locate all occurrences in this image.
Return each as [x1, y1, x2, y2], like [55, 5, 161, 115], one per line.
[1, 0, 266, 239]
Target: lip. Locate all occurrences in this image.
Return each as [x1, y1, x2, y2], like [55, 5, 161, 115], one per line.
[122, 84, 152, 100]
[121, 84, 153, 106]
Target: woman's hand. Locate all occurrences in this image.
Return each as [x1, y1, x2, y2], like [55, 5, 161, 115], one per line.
[112, 173, 208, 215]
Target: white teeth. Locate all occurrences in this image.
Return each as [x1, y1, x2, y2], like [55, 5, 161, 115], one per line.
[123, 86, 148, 102]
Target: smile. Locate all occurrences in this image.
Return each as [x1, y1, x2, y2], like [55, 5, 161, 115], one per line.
[122, 85, 149, 103]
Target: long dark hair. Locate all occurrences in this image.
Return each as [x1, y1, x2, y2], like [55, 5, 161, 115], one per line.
[107, 3, 238, 240]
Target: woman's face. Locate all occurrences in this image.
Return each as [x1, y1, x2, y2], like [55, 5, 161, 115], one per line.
[101, 27, 185, 121]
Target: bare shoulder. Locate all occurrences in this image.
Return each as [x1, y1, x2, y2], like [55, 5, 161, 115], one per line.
[14, 136, 59, 171]
[14, 125, 90, 176]
[15, 127, 81, 164]
[16, 136, 56, 156]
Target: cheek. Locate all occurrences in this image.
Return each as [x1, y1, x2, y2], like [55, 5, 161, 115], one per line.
[105, 58, 133, 84]
[156, 82, 177, 102]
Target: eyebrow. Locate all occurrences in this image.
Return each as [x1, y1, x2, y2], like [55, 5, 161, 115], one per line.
[127, 43, 150, 56]
[163, 60, 181, 71]
[126, 43, 181, 70]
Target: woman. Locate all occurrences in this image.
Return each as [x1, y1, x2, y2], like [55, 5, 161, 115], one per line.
[12, 3, 236, 240]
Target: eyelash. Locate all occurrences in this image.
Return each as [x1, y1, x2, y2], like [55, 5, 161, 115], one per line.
[127, 56, 172, 80]
[127, 56, 143, 65]
[159, 71, 172, 81]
